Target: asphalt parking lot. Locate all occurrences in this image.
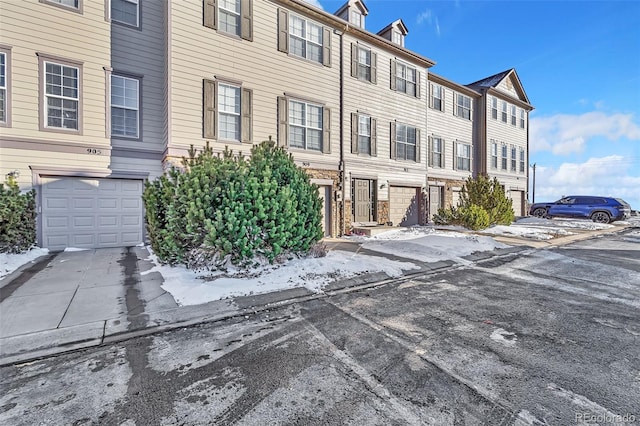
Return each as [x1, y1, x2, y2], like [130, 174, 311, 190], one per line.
[1, 227, 639, 425]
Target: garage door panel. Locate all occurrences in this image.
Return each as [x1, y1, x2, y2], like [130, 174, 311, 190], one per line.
[42, 177, 143, 250]
[72, 234, 96, 247]
[46, 198, 69, 209]
[72, 216, 94, 228]
[46, 216, 69, 229]
[98, 216, 118, 227]
[122, 232, 142, 245]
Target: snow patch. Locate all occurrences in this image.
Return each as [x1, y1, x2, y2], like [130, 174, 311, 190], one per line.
[0, 248, 50, 279]
[490, 328, 518, 347]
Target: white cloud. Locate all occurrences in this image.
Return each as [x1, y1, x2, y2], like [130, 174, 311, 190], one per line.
[530, 112, 640, 154]
[301, 0, 323, 10]
[416, 9, 440, 36]
[532, 156, 640, 209]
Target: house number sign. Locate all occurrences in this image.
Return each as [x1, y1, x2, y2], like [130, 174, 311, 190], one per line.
[86, 148, 102, 155]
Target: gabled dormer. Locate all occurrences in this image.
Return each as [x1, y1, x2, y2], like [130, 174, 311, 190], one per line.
[377, 19, 408, 47]
[335, 0, 369, 29]
[467, 68, 531, 105]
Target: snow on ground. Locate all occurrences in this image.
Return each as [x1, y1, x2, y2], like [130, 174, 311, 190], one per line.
[482, 217, 616, 240]
[0, 248, 49, 279]
[348, 227, 509, 263]
[143, 249, 418, 306]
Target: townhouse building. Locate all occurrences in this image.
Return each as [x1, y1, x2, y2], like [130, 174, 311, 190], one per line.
[426, 72, 481, 220]
[468, 69, 533, 216]
[0, 0, 532, 251]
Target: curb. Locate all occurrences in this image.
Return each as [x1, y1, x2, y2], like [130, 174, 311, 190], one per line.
[1, 224, 632, 367]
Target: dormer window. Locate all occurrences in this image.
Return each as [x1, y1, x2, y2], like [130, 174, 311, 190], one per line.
[392, 30, 403, 46]
[350, 10, 363, 27]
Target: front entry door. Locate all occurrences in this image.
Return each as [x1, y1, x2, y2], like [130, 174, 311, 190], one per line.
[353, 179, 374, 222]
[429, 186, 443, 220]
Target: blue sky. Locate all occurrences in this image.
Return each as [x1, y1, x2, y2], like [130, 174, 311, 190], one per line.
[307, 0, 640, 209]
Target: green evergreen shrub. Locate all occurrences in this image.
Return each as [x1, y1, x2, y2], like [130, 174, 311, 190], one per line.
[0, 176, 37, 253]
[143, 139, 324, 270]
[458, 175, 515, 226]
[459, 204, 491, 230]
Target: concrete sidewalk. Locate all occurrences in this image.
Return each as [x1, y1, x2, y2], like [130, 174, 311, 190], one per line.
[0, 224, 628, 366]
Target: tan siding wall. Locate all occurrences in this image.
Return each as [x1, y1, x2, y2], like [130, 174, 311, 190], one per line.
[426, 82, 475, 182]
[343, 34, 428, 203]
[0, 0, 111, 145]
[168, 0, 341, 170]
[111, 0, 167, 152]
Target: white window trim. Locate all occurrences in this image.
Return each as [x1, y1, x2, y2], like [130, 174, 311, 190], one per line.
[350, 10, 363, 27]
[219, 0, 241, 36]
[501, 144, 508, 170]
[520, 109, 526, 129]
[218, 82, 241, 142]
[289, 14, 323, 64]
[111, 0, 139, 28]
[491, 97, 497, 120]
[357, 113, 371, 155]
[431, 84, 444, 112]
[455, 94, 471, 120]
[396, 62, 417, 97]
[40, 0, 82, 13]
[510, 105, 517, 126]
[519, 148, 525, 173]
[110, 74, 140, 139]
[357, 46, 371, 81]
[501, 101, 508, 123]
[490, 141, 498, 169]
[289, 99, 324, 151]
[510, 145, 517, 171]
[455, 141, 471, 171]
[431, 136, 443, 168]
[396, 123, 418, 162]
[44, 60, 80, 131]
[0, 51, 7, 125]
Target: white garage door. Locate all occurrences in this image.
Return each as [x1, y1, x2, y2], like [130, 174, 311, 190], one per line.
[389, 186, 419, 226]
[41, 177, 143, 250]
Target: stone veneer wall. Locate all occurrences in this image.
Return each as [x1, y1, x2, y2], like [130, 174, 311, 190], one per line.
[377, 200, 390, 225]
[442, 178, 467, 208]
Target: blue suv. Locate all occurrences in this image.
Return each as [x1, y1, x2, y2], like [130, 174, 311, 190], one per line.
[529, 196, 631, 223]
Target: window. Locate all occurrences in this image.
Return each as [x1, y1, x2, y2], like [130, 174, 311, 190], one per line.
[0, 51, 6, 125]
[204, 0, 253, 41]
[491, 141, 498, 169]
[510, 105, 517, 126]
[394, 62, 417, 97]
[392, 30, 403, 46]
[111, 75, 139, 138]
[111, 0, 139, 27]
[350, 10, 362, 28]
[289, 100, 324, 151]
[351, 44, 376, 83]
[430, 84, 444, 111]
[429, 136, 443, 168]
[351, 113, 376, 155]
[290, 15, 323, 63]
[218, 83, 241, 141]
[394, 123, 418, 162]
[455, 94, 471, 120]
[357, 114, 371, 155]
[501, 144, 507, 170]
[519, 148, 525, 173]
[44, 61, 79, 131]
[455, 142, 471, 171]
[501, 101, 507, 123]
[520, 109, 525, 129]
[491, 97, 497, 120]
[278, 10, 329, 66]
[510, 146, 517, 171]
[219, 0, 241, 36]
[203, 79, 252, 143]
[42, 0, 80, 10]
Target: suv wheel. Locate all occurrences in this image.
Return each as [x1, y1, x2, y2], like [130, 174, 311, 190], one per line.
[591, 211, 611, 224]
[532, 208, 548, 218]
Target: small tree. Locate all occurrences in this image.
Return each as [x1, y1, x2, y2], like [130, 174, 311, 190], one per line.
[433, 175, 514, 230]
[0, 176, 37, 253]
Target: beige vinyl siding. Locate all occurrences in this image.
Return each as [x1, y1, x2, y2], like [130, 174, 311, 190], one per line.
[0, 0, 110, 145]
[484, 95, 528, 194]
[343, 35, 427, 202]
[111, 0, 166, 152]
[168, 0, 340, 169]
[109, 156, 164, 180]
[0, 147, 111, 190]
[425, 78, 475, 182]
